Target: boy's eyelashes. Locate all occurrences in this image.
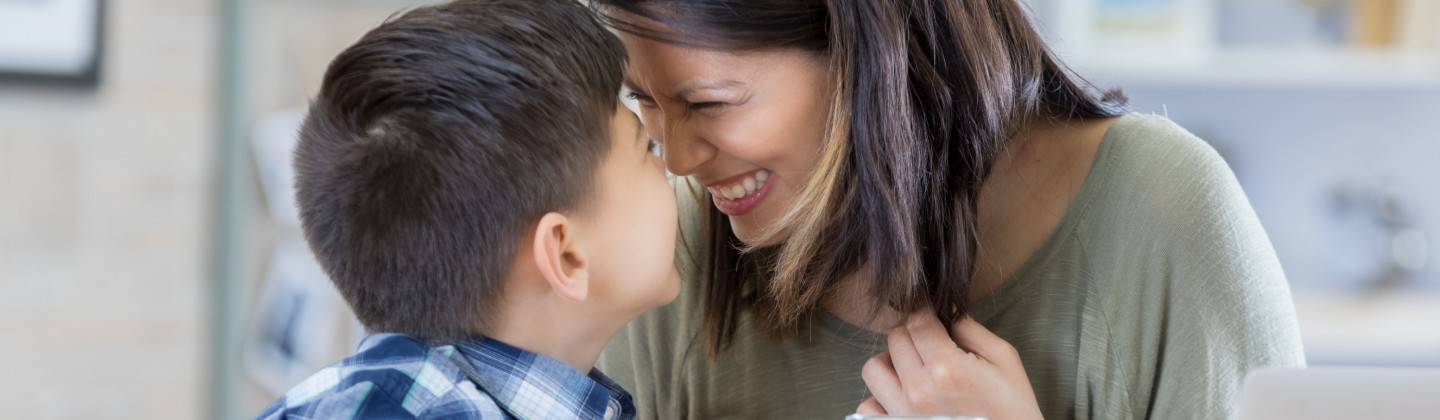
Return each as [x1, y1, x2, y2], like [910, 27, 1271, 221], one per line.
[625, 91, 655, 106]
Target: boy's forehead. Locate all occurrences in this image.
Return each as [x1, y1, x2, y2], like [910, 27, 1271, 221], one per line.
[612, 106, 645, 146]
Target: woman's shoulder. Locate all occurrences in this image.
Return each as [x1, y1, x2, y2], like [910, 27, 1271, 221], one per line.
[1077, 112, 1295, 335]
[1071, 114, 1304, 418]
[1077, 113, 1282, 279]
[1079, 113, 1245, 239]
[1095, 113, 1230, 195]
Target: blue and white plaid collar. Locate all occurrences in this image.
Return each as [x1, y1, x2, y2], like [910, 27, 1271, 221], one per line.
[453, 337, 635, 420]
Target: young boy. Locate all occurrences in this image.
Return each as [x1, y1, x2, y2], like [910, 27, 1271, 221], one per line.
[258, 0, 680, 418]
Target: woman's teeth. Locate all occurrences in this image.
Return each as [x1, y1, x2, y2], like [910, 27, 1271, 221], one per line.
[710, 170, 770, 200]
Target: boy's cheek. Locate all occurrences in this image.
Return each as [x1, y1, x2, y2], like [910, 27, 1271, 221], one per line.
[658, 266, 683, 305]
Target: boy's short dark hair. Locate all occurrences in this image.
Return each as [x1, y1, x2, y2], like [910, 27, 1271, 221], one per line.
[294, 0, 626, 343]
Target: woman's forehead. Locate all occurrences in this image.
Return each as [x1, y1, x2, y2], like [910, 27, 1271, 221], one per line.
[621, 38, 800, 90]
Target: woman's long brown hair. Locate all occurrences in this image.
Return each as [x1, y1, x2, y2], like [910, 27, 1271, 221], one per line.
[595, 0, 1127, 356]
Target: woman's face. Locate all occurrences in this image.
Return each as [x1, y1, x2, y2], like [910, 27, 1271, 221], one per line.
[618, 32, 832, 245]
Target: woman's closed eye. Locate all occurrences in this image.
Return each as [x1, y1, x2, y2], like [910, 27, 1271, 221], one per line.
[626, 91, 728, 113]
[686, 101, 726, 111]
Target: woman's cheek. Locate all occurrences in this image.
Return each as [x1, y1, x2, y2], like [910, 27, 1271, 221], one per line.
[705, 118, 776, 163]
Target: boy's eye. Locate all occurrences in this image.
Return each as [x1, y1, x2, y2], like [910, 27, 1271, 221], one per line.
[626, 91, 657, 107]
[646, 138, 663, 157]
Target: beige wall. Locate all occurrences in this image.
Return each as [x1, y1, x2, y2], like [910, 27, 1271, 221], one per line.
[0, 0, 213, 418]
[0, 0, 416, 417]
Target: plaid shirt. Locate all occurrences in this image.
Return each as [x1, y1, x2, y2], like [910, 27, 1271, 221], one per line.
[257, 333, 635, 419]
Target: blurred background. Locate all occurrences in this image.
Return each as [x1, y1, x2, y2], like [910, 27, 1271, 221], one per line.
[0, 0, 1436, 418]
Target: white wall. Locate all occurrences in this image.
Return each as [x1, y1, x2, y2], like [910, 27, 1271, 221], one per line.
[1117, 86, 1440, 293]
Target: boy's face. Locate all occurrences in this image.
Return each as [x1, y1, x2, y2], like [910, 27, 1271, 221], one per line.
[583, 105, 681, 316]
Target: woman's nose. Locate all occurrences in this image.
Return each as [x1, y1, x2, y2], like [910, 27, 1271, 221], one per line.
[660, 119, 715, 176]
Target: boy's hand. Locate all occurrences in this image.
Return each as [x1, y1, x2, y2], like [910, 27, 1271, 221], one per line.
[856, 311, 1044, 420]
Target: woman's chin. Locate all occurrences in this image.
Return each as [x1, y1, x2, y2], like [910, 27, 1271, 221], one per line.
[728, 217, 782, 248]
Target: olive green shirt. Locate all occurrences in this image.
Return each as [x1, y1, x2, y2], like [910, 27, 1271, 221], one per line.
[598, 114, 1306, 419]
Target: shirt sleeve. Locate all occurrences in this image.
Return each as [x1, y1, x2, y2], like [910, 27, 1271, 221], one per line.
[1102, 119, 1307, 419]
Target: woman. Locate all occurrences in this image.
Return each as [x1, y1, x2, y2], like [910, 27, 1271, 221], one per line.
[592, 1, 1305, 419]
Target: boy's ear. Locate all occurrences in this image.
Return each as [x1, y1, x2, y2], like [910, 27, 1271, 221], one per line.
[531, 212, 590, 302]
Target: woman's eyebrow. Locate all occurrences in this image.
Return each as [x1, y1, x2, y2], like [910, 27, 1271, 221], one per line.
[674, 79, 741, 102]
[622, 78, 743, 101]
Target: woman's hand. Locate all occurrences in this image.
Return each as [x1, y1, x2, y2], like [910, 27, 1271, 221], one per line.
[856, 311, 1044, 419]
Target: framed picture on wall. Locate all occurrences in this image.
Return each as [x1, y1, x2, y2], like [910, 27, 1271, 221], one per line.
[0, 0, 103, 85]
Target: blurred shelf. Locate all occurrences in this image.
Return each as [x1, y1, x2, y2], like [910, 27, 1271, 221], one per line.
[1068, 48, 1440, 89]
[1294, 292, 1440, 367]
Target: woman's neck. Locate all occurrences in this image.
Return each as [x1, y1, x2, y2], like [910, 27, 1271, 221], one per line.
[820, 117, 1120, 332]
[972, 117, 1117, 294]
[820, 268, 904, 333]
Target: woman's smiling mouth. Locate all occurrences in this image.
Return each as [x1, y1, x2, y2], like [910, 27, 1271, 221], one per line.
[706, 169, 773, 216]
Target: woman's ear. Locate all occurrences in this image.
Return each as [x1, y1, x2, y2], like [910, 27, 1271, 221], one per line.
[531, 212, 590, 302]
